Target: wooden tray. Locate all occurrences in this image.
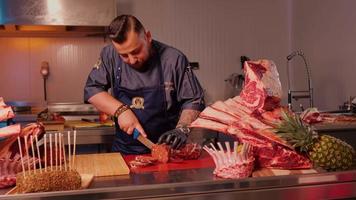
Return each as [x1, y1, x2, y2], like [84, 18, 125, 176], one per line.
[6, 173, 94, 195]
[74, 153, 130, 176]
[252, 168, 318, 177]
[65, 120, 114, 129]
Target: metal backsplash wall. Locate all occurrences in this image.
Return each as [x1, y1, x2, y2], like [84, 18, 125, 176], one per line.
[0, 37, 107, 103]
[0, 0, 291, 105]
[291, 0, 356, 110]
[116, 0, 291, 104]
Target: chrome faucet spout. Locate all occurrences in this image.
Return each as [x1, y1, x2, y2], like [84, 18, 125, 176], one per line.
[286, 50, 314, 109]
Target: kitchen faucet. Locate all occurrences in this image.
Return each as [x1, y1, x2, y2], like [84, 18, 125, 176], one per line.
[286, 50, 314, 110]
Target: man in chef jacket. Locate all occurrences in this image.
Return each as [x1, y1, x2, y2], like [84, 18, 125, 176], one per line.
[84, 15, 205, 154]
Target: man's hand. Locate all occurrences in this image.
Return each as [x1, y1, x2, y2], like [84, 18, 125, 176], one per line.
[117, 109, 146, 137]
[88, 92, 146, 137]
[157, 127, 190, 149]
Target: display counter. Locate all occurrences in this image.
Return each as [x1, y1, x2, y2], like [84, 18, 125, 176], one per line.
[2, 122, 355, 199]
[1, 164, 355, 200]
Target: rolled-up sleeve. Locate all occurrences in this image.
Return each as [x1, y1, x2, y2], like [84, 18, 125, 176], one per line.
[175, 55, 205, 111]
[84, 48, 112, 103]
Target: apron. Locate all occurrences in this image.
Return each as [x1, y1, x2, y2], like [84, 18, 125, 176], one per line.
[112, 55, 178, 154]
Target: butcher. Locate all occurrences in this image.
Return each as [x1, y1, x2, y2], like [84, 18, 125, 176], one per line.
[84, 15, 205, 154]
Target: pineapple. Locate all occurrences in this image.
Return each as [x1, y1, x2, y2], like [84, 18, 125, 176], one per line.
[273, 111, 355, 171]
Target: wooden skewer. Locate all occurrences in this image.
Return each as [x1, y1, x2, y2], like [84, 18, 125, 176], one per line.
[24, 135, 30, 172]
[30, 135, 36, 173]
[50, 134, 53, 171]
[59, 132, 62, 170]
[55, 133, 58, 170]
[61, 133, 67, 171]
[17, 137, 26, 177]
[35, 135, 42, 173]
[67, 131, 72, 170]
[72, 130, 77, 169]
[44, 134, 47, 172]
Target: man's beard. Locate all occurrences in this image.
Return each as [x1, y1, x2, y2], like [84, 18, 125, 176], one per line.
[130, 59, 149, 72]
[130, 47, 153, 72]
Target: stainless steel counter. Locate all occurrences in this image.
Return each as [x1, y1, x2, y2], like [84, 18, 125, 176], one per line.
[45, 126, 114, 144]
[1, 167, 356, 199]
[314, 123, 356, 149]
[44, 126, 115, 153]
[314, 123, 356, 131]
[2, 123, 355, 199]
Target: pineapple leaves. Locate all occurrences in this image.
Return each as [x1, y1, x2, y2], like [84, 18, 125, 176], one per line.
[272, 110, 317, 152]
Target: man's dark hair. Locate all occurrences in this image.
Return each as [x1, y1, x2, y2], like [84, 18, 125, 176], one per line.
[107, 15, 145, 44]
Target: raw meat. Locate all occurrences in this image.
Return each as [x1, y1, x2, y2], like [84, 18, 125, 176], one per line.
[191, 118, 229, 133]
[131, 143, 203, 168]
[301, 107, 356, 124]
[0, 154, 38, 189]
[0, 123, 45, 158]
[239, 60, 282, 112]
[254, 144, 312, 169]
[199, 106, 240, 126]
[129, 156, 158, 168]
[300, 108, 323, 124]
[204, 142, 254, 179]
[191, 59, 312, 171]
[210, 100, 270, 130]
[171, 143, 202, 160]
[0, 97, 5, 107]
[0, 106, 15, 122]
[0, 111, 45, 188]
[151, 144, 171, 163]
[0, 124, 21, 138]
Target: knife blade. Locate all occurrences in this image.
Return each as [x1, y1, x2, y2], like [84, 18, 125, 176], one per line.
[133, 129, 154, 149]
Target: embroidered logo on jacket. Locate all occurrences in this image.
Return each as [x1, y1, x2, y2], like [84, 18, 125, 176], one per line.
[93, 58, 102, 69]
[130, 97, 145, 109]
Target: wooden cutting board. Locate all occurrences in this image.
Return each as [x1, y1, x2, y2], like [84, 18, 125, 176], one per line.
[74, 153, 130, 176]
[65, 120, 114, 128]
[252, 168, 318, 177]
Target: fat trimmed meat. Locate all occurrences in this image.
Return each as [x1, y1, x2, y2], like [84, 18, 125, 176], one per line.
[130, 143, 203, 168]
[239, 60, 282, 112]
[204, 142, 255, 179]
[0, 106, 15, 122]
[0, 98, 45, 188]
[191, 59, 311, 171]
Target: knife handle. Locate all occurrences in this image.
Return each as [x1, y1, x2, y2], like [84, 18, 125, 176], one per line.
[133, 128, 140, 139]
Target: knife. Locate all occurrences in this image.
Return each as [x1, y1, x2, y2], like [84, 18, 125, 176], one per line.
[133, 128, 154, 149]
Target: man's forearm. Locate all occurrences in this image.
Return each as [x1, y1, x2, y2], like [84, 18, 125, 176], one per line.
[88, 92, 123, 116]
[176, 109, 201, 128]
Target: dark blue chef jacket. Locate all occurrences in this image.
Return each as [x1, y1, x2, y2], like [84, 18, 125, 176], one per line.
[84, 40, 205, 154]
